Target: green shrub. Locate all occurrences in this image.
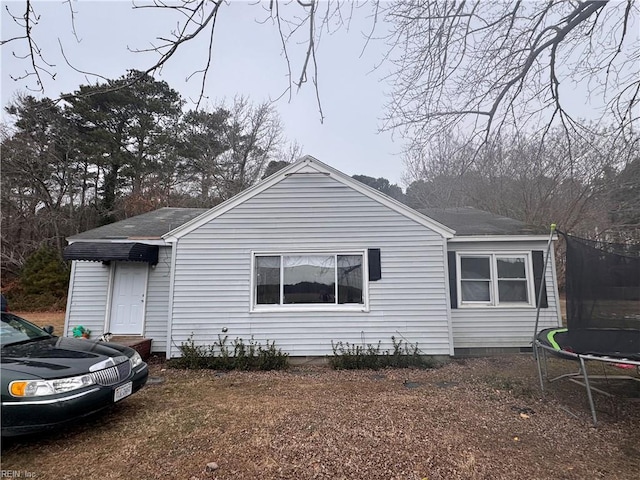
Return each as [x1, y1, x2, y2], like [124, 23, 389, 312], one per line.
[329, 336, 436, 370]
[329, 341, 383, 370]
[9, 247, 70, 310]
[175, 336, 210, 369]
[170, 334, 288, 371]
[256, 340, 289, 370]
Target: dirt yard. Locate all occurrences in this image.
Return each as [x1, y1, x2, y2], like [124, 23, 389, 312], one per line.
[2, 337, 639, 480]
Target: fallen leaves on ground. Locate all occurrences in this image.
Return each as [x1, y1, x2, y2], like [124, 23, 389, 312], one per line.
[2, 355, 639, 480]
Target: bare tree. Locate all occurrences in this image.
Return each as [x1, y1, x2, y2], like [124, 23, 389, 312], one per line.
[213, 96, 285, 200]
[1, 0, 224, 108]
[0, 96, 81, 272]
[176, 97, 290, 203]
[382, 1, 639, 153]
[404, 127, 638, 238]
[1, 0, 376, 117]
[2, 1, 637, 138]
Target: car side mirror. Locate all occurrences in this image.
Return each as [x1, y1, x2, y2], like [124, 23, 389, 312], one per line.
[42, 325, 54, 334]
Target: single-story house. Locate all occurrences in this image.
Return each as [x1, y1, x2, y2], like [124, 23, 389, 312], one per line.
[63, 156, 561, 358]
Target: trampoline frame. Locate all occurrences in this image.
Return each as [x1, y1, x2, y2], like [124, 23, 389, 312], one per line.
[531, 227, 640, 426]
[534, 339, 640, 426]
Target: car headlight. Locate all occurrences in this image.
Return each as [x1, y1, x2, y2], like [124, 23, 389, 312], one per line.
[9, 374, 95, 397]
[130, 351, 143, 368]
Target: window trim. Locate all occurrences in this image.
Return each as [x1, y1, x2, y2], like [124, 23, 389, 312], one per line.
[250, 250, 370, 312]
[456, 252, 535, 308]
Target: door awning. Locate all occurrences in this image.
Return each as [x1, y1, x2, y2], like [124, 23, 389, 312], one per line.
[63, 242, 159, 265]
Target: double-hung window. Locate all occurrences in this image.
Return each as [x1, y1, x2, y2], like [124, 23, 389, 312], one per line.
[458, 254, 532, 306]
[253, 252, 366, 310]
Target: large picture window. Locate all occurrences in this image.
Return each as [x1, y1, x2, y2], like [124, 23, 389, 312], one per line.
[458, 254, 532, 306]
[254, 253, 365, 309]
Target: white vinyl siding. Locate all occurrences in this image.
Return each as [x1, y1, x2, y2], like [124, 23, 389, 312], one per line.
[64, 261, 110, 337]
[170, 173, 451, 357]
[144, 246, 171, 352]
[64, 248, 170, 352]
[450, 241, 561, 349]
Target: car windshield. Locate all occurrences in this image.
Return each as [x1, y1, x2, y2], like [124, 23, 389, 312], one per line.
[0, 313, 51, 347]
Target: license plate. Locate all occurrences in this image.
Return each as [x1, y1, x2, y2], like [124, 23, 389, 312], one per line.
[114, 382, 133, 402]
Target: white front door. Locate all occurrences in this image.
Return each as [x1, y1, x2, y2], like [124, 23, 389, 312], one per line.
[109, 262, 147, 335]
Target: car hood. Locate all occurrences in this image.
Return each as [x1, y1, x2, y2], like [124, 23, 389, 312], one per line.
[1, 337, 132, 379]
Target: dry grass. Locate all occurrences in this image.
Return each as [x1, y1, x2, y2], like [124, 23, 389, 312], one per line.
[2, 354, 639, 480]
[12, 311, 66, 334]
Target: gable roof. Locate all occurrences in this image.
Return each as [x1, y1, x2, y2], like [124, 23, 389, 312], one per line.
[66, 161, 550, 244]
[68, 207, 208, 241]
[164, 156, 456, 240]
[419, 207, 548, 236]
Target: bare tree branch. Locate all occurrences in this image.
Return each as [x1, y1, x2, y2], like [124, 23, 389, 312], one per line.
[3, 0, 376, 119]
[382, 0, 639, 162]
[2, 0, 57, 92]
[3, 0, 635, 142]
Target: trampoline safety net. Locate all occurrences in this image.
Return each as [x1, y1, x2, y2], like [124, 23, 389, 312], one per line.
[562, 231, 640, 357]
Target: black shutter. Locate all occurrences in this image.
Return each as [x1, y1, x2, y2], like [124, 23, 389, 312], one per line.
[368, 249, 381, 281]
[447, 251, 458, 309]
[532, 250, 548, 308]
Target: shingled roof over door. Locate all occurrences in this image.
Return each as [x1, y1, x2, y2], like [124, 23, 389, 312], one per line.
[67, 208, 209, 241]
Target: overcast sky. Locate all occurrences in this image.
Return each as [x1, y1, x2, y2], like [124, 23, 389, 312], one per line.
[1, 1, 407, 184]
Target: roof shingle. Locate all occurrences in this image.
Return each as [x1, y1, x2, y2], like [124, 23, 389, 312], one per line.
[418, 207, 548, 236]
[68, 205, 548, 241]
[69, 208, 208, 240]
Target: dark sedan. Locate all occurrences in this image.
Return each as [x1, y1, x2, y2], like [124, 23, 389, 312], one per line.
[1, 312, 148, 437]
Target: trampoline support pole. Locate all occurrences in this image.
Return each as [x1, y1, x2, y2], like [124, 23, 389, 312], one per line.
[579, 355, 598, 427]
[535, 343, 546, 393]
[532, 224, 556, 361]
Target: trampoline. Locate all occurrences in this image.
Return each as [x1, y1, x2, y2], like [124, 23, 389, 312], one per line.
[533, 231, 640, 426]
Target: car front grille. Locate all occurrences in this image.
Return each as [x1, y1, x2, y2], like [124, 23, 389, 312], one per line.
[90, 359, 132, 386]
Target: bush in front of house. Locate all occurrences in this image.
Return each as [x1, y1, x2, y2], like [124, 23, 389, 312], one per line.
[329, 336, 436, 370]
[170, 335, 289, 371]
